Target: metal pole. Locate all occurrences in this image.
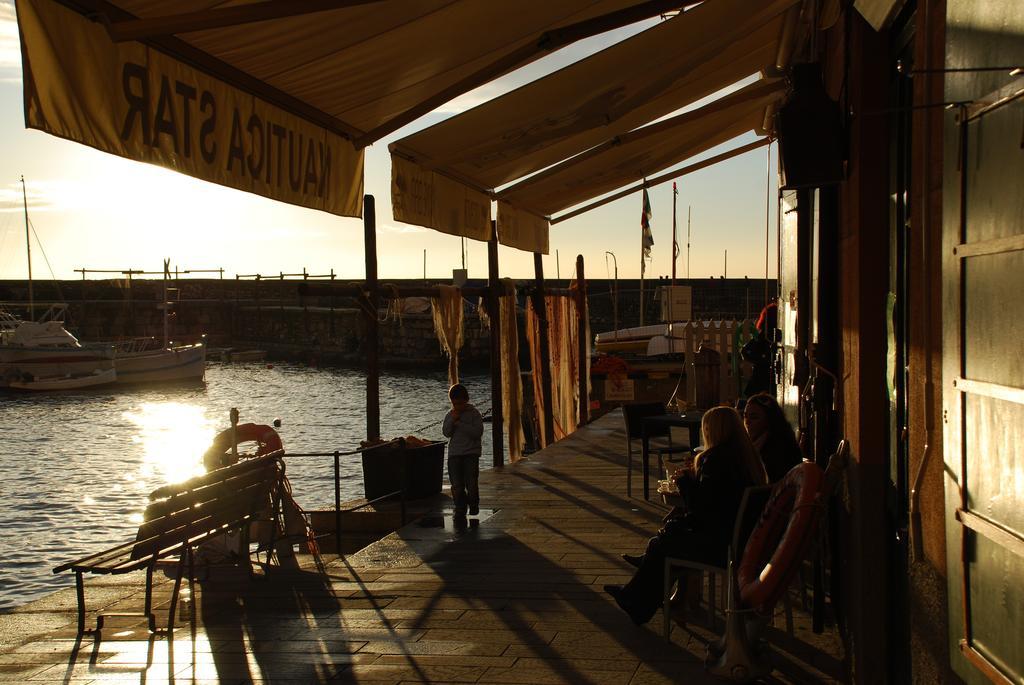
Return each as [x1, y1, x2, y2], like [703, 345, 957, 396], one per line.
[334, 451, 341, 554]
[162, 258, 170, 348]
[364, 195, 381, 442]
[230, 407, 239, 462]
[533, 253, 555, 447]
[765, 141, 772, 309]
[687, 206, 691, 279]
[21, 176, 33, 321]
[487, 228, 504, 467]
[671, 182, 677, 331]
[576, 255, 589, 427]
[605, 252, 618, 341]
[639, 254, 645, 328]
[672, 183, 678, 284]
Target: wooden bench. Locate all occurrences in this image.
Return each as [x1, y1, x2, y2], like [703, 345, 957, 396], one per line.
[53, 452, 286, 639]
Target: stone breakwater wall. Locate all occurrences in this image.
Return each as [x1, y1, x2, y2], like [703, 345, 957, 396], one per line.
[0, 276, 773, 367]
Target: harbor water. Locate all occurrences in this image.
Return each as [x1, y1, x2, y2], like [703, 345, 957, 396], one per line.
[0, 363, 493, 610]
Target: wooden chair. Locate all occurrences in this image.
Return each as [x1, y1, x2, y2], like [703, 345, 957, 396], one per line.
[623, 402, 690, 498]
[662, 484, 772, 639]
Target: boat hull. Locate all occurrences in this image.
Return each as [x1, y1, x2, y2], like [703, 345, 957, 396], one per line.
[0, 347, 115, 387]
[113, 344, 206, 384]
[7, 368, 117, 391]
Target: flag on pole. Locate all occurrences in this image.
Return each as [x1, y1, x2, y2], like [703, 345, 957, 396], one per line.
[672, 182, 680, 263]
[641, 187, 654, 275]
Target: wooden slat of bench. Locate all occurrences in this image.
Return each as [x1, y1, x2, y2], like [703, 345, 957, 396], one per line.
[130, 481, 278, 561]
[54, 456, 283, 575]
[148, 452, 281, 501]
[53, 539, 149, 575]
[71, 484, 275, 573]
[143, 462, 280, 521]
[137, 466, 279, 538]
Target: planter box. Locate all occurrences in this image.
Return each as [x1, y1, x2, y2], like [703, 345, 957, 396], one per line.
[361, 439, 446, 501]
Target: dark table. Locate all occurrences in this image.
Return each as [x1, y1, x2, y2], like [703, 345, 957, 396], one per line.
[640, 410, 704, 500]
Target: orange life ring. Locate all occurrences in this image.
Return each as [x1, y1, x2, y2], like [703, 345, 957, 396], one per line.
[203, 423, 284, 471]
[737, 461, 824, 612]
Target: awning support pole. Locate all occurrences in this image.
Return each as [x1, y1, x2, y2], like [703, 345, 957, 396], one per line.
[364, 195, 380, 442]
[533, 253, 556, 447]
[576, 255, 589, 427]
[488, 229, 504, 467]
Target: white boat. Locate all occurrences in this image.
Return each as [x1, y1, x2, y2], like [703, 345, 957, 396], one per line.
[0, 308, 116, 387]
[7, 367, 117, 391]
[5, 181, 206, 387]
[106, 337, 207, 384]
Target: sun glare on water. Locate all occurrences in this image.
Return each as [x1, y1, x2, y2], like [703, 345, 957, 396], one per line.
[124, 402, 215, 487]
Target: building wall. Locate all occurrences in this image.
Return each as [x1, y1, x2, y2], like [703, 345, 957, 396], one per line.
[824, 13, 893, 682]
[906, 2, 960, 683]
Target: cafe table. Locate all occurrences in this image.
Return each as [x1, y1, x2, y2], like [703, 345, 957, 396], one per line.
[640, 410, 704, 500]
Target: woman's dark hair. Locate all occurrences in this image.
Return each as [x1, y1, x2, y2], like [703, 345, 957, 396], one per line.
[449, 383, 469, 401]
[747, 392, 800, 452]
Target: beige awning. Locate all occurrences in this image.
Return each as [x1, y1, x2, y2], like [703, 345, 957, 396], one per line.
[498, 78, 784, 217]
[392, 0, 798, 192]
[19, 0, 655, 217]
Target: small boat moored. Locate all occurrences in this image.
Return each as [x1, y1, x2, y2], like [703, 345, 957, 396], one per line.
[7, 367, 117, 391]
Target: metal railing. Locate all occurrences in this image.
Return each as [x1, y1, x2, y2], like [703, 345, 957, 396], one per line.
[284, 444, 407, 554]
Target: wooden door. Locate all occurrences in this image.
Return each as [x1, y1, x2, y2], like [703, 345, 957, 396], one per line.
[942, 69, 1024, 685]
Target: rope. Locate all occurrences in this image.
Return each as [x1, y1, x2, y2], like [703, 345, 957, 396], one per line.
[410, 402, 492, 434]
[28, 217, 65, 303]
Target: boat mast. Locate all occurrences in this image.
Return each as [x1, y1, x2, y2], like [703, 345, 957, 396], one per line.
[162, 258, 170, 348]
[21, 176, 34, 321]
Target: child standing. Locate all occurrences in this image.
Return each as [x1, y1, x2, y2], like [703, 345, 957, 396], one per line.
[442, 383, 484, 517]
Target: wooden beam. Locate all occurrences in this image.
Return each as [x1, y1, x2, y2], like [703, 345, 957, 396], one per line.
[488, 230, 504, 468]
[353, 0, 700, 147]
[363, 195, 380, 442]
[105, 0, 386, 42]
[576, 254, 589, 427]
[533, 253, 556, 447]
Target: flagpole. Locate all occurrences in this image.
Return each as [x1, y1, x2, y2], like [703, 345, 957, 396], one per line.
[639, 185, 645, 327]
[686, 206, 691, 280]
[639, 228, 645, 328]
[670, 182, 677, 334]
[639, 184, 654, 329]
[672, 184, 677, 286]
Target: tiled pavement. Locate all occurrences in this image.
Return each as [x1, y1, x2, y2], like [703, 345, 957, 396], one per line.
[0, 411, 845, 683]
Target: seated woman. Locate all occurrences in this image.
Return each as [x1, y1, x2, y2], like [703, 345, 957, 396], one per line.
[605, 406, 768, 625]
[742, 392, 803, 483]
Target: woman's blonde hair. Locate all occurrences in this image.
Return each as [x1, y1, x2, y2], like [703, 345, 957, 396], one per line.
[698, 406, 768, 484]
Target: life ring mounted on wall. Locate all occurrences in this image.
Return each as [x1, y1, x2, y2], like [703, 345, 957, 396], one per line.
[203, 423, 284, 471]
[736, 461, 824, 613]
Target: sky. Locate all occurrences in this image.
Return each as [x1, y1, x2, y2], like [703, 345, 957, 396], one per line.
[0, 1, 779, 282]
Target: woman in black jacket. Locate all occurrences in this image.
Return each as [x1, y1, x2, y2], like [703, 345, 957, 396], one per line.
[743, 392, 803, 483]
[605, 406, 768, 625]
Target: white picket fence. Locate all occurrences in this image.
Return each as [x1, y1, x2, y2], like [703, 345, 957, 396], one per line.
[645, 319, 757, 407]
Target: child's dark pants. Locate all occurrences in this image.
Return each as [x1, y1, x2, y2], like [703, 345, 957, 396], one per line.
[448, 453, 480, 515]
